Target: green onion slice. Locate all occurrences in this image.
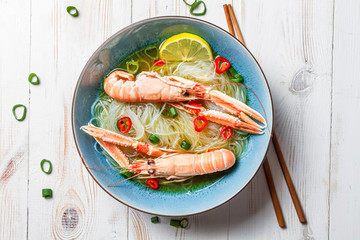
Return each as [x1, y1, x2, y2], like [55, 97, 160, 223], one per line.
[40, 159, 53, 174]
[180, 140, 191, 150]
[151, 216, 160, 223]
[138, 60, 151, 71]
[28, 73, 40, 85]
[183, 0, 197, 6]
[144, 46, 159, 60]
[190, 1, 206, 16]
[126, 60, 140, 75]
[229, 67, 244, 83]
[12, 104, 27, 121]
[42, 188, 52, 198]
[180, 218, 189, 228]
[161, 108, 170, 117]
[170, 219, 181, 227]
[149, 134, 160, 144]
[120, 169, 134, 178]
[66, 6, 79, 17]
[169, 107, 178, 118]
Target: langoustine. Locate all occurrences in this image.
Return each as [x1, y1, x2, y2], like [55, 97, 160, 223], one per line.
[103, 70, 266, 135]
[81, 125, 236, 182]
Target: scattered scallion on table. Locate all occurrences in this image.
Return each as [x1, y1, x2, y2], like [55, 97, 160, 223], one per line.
[40, 159, 53, 174]
[170, 219, 181, 228]
[180, 218, 189, 228]
[28, 73, 40, 85]
[183, 0, 196, 6]
[66, 6, 79, 17]
[151, 216, 160, 223]
[190, 1, 206, 16]
[12, 104, 27, 121]
[183, 0, 206, 16]
[42, 188, 52, 198]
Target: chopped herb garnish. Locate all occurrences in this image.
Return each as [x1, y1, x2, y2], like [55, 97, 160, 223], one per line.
[169, 107, 178, 118]
[12, 104, 27, 121]
[66, 6, 79, 17]
[40, 159, 53, 174]
[180, 218, 189, 228]
[170, 219, 181, 227]
[28, 73, 40, 85]
[149, 134, 160, 144]
[151, 216, 160, 223]
[42, 188, 52, 198]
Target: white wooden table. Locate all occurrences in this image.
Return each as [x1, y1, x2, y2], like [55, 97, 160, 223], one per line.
[1, 0, 359, 239]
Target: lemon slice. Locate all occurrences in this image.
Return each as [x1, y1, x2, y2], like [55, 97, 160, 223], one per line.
[159, 33, 213, 61]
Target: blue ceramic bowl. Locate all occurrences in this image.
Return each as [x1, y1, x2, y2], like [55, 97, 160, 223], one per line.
[72, 16, 273, 216]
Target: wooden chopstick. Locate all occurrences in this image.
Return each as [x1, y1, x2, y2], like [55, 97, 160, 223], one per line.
[272, 131, 307, 223]
[223, 4, 285, 228]
[263, 158, 286, 228]
[224, 4, 306, 224]
[223, 5, 235, 36]
[226, 5, 245, 45]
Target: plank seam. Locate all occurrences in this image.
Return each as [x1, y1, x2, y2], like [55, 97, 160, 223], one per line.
[327, 0, 336, 239]
[26, 0, 32, 239]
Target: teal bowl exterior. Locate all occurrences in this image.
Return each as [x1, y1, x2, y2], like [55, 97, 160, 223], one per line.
[72, 16, 273, 216]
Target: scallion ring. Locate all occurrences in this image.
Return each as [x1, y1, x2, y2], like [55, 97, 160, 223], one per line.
[149, 134, 160, 144]
[40, 159, 53, 174]
[180, 140, 191, 150]
[190, 1, 206, 16]
[229, 67, 244, 83]
[66, 6, 79, 17]
[144, 46, 159, 60]
[120, 169, 134, 178]
[180, 218, 189, 228]
[169, 107, 178, 118]
[126, 60, 140, 75]
[161, 108, 170, 117]
[12, 104, 27, 121]
[183, 0, 197, 6]
[28, 73, 40, 85]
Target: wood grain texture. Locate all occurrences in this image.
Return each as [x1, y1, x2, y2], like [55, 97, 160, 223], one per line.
[329, 0, 360, 238]
[2, 0, 360, 239]
[230, 0, 333, 239]
[27, 1, 131, 239]
[0, 0, 30, 239]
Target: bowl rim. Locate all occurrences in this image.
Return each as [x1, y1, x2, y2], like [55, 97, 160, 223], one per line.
[71, 15, 274, 217]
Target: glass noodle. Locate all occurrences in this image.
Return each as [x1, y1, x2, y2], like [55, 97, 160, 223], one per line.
[91, 58, 249, 165]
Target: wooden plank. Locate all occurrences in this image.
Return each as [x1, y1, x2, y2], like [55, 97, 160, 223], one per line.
[329, 0, 360, 238]
[129, 1, 233, 240]
[27, 1, 131, 239]
[0, 0, 30, 239]
[229, 0, 333, 239]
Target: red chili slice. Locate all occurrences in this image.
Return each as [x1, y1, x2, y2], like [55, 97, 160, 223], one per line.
[187, 101, 203, 115]
[117, 117, 132, 133]
[154, 60, 166, 66]
[220, 126, 232, 140]
[214, 56, 231, 74]
[193, 116, 208, 132]
[146, 179, 159, 189]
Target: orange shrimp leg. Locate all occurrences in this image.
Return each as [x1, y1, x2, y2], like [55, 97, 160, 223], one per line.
[169, 102, 263, 135]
